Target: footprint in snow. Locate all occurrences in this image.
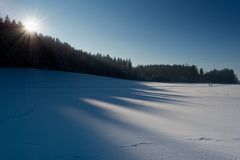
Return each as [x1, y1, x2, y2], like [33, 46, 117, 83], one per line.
[120, 142, 154, 148]
[0, 107, 34, 125]
[186, 137, 223, 142]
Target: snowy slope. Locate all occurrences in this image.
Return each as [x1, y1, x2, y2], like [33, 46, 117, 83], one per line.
[0, 68, 240, 160]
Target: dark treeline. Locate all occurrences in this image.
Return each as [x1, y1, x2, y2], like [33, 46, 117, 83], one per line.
[135, 65, 200, 82]
[0, 15, 238, 84]
[0, 15, 133, 79]
[203, 69, 238, 84]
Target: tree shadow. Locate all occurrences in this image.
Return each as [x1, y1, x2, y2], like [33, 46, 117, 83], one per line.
[0, 68, 228, 160]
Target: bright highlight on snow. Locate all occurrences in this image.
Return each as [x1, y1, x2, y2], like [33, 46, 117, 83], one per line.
[24, 18, 39, 32]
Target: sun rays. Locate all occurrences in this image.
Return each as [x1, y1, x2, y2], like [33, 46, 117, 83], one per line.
[24, 18, 40, 32]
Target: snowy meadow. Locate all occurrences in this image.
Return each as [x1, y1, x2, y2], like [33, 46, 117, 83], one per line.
[0, 68, 240, 160]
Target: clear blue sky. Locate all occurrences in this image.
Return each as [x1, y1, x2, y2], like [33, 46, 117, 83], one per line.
[1, 0, 240, 77]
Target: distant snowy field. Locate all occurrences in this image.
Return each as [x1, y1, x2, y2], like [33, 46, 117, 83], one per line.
[0, 68, 240, 160]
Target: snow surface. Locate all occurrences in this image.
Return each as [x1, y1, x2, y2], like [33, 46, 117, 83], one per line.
[0, 68, 240, 160]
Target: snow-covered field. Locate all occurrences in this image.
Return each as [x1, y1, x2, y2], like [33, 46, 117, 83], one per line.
[0, 68, 240, 160]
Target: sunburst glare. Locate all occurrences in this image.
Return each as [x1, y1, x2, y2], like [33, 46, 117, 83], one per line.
[24, 18, 40, 32]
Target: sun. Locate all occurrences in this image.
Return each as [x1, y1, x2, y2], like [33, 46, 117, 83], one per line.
[24, 18, 40, 32]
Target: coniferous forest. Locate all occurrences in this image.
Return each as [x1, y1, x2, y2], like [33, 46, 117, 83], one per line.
[0, 15, 238, 84]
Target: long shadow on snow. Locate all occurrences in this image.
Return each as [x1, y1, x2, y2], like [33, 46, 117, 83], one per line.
[0, 69, 226, 160]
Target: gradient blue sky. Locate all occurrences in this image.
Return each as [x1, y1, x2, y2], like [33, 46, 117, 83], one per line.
[1, 0, 240, 77]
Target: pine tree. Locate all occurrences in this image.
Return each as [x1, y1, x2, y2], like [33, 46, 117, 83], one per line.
[0, 17, 3, 24]
[200, 68, 204, 77]
[4, 15, 11, 25]
[18, 21, 24, 27]
[12, 20, 16, 26]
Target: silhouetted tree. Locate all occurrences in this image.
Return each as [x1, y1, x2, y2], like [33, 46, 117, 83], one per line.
[200, 68, 204, 77]
[18, 21, 23, 27]
[4, 15, 11, 25]
[12, 20, 16, 26]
